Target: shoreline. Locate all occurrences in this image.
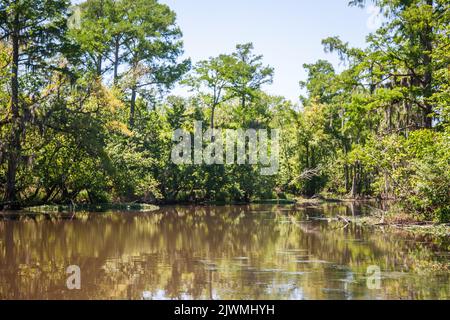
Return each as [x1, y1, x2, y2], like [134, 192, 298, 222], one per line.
[1, 199, 449, 238]
[343, 214, 450, 239]
[293, 196, 450, 239]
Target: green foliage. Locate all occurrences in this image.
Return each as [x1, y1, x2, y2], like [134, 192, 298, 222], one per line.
[0, 0, 448, 222]
[295, 0, 450, 220]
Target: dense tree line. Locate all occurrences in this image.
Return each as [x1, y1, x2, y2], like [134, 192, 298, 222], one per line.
[0, 0, 449, 221]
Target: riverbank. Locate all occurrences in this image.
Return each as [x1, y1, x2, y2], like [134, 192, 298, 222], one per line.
[3, 198, 449, 239]
[344, 213, 450, 238]
[1, 199, 296, 213]
[292, 196, 450, 239]
[24, 203, 160, 213]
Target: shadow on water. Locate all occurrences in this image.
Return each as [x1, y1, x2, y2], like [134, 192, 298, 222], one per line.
[0, 203, 449, 300]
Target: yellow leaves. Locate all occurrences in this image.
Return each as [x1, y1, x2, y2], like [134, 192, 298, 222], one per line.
[0, 42, 11, 77]
[41, 73, 65, 99]
[107, 120, 133, 137]
[81, 78, 123, 115]
[0, 43, 11, 113]
[86, 83, 133, 136]
[302, 102, 328, 143]
[53, 76, 126, 120]
[83, 82, 134, 137]
[120, 63, 151, 90]
[303, 102, 326, 122]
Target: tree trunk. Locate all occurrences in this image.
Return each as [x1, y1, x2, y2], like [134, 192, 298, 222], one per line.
[422, 0, 434, 129]
[358, 163, 364, 196]
[344, 164, 349, 192]
[405, 101, 410, 137]
[5, 19, 21, 209]
[210, 105, 216, 142]
[423, 103, 433, 129]
[387, 105, 392, 130]
[305, 142, 309, 169]
[384, 171, 390, 199]
[210, 105, 215, 130]
[350, 162, 359, 199]
[129, 86, 137, 128]
[113, 38, 120, 84]
[96, 56, 103, 77]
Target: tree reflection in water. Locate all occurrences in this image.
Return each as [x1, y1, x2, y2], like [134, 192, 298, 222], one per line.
[0, 204, 449, 300]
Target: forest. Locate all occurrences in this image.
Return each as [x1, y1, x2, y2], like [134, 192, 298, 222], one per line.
[0, 0, 449, 223]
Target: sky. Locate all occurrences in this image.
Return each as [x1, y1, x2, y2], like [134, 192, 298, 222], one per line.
[159, 0, 381, 104]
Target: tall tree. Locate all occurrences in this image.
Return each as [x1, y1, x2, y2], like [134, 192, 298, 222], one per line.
[119, 0, 190, 128]
[187, 43, 273, 130]
[71, 0, 128, 81]
[229, 43, 274, 109]
[72, 0, 190, 128]
[186, 54, 236, 130]
[350, 0, 449, 128]
[70, 0, 115, 76]
[0, 0, 70, 208]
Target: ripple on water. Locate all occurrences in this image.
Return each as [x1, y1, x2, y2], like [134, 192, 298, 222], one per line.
[233, 257, 250, 260]
[257, 268, 285, 273]
[283, 271, 310, 276]
[321, 288, 348, 294]
[276, 249, 309, 255]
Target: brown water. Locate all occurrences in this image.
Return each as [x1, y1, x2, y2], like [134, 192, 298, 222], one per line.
[0, 203, 449, 300]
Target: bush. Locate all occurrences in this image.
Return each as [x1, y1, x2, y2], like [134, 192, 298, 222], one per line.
[364, 130, 450, 222]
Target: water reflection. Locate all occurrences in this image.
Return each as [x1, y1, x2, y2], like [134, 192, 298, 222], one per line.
[0, 204, 449, 300]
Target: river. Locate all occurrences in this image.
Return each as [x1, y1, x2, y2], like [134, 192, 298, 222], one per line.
[0, 203, 449, 299]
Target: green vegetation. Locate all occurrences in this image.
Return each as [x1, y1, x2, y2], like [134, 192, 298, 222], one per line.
[0, 0, 449, 223]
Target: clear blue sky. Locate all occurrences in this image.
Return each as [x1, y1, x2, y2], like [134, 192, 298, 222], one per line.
[160, 0, 380, 103]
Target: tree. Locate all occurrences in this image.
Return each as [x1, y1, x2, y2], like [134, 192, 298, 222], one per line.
[73, 0, 190, 128]
[187, 43, 273, 130]
[118, 0, 190, 128]
[70, 0, 117, 77]
[350, 0, 449, 128]
[0, 0, 71, 208]
[228, 43, 274, 109]
[186, 54, 236, 130]
[300, 60, 336, 105]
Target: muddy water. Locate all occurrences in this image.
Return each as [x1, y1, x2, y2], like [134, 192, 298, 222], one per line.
[0, 203, 449, 300]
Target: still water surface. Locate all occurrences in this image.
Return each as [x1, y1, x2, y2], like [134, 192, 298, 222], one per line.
[0, 203, 449, 300]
